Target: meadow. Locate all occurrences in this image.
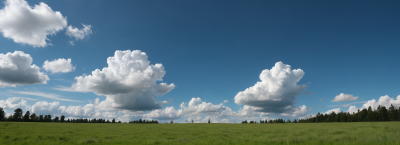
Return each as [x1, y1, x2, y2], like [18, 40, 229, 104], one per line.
[0, 122, 399, 144]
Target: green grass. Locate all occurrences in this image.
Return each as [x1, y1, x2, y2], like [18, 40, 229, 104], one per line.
[0, 122, 399, 144]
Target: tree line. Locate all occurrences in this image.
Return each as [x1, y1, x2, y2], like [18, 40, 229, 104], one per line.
[242, 104, 400, 123]
[0, 107, 123, 123]
[129, 119, 158, 123]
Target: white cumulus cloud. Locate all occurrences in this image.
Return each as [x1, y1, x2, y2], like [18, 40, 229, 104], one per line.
[66, 24, 92, 40]
[57, 50, 175, 111]
[234, 61, 307, 113]
[0, 51, 49, 87]
[58, 104, 96, 117]
[347, 95, 400, 113]
[0, 0, 67, 47]
[43, 58, 76, 74]
[30, 101, 61, 115]
[0, 97, 27, 109]
[143, 106, 182, 120]
[223, 100, 228, 103]
[281, 105, 309, 117]
[325, 108, 341, 114]
[331, 93, 359, 102]
[144, 97, 233, 121]
[180, 97, 229, 115]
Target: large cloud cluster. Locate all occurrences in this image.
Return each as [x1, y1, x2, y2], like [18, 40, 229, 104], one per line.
[0, 51, 49, 87]
[143, 97, 231, 122]
[0, 97, 27, 109]
[234, 62, 307, 113]
[0, 0, 67, 47]
[347, 95, 400, 113]
[30, 101, 61, 115]
[59, 50, 175, 111]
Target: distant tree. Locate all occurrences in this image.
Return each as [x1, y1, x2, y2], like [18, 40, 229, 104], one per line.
[54, 117, 59, 122]
[366, 106, 373, 121]
[398, 107, 400, 121]
[23, 111, 30, 122]
[13, 108, 23, 121]
[60, 115, 65, 122]
[388, 104, 397, 121]
[0, 107, 5, 121]
[44, 115, 48, 122]
[39, 115, 44, 122]
[379, 106, 388, 121]
[30, 113, 37, 122]
[139, 119, 142, 123]
[118, 121, 121, 123]
[48, 115, 52, 122]
[208, 119, 210, 123]
[170, 120, 173, 124]
[112, 118, 116, 123]
[192, 120, 194, 123]
[7, 114, 13, 121]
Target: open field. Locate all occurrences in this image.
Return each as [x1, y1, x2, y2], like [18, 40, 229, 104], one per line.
[0, 122, 399, 144]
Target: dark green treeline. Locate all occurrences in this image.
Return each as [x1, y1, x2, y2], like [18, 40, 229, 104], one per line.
[0, 107, 135, 123]
[129, 119, 158, 123]
[242, 104, 400, 123]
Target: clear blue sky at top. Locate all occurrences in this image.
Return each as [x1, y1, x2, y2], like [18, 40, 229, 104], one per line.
[0, 0, 399, 117]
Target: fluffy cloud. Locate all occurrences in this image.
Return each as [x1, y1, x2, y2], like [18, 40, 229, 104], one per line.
[234, 62, 307, 113]
[361, 95, 400, 109]
[325, 108, 341, 114]
[30, 101, 60, 115]
[331, 93, 359, 102]
[142, 97, 280, 122]
[0, 51, 49, 87]
[223, 100, 228, 103]
[0, 0, 67, 47]
[281, 105, 309, 117]
[143, 97, 233, 121]
[43, 58, 76, 74]
[0, 97, 27, 109]
[347, 95, 400, 113]
[58, 104, 95, 117]
[143, 106, 182, 120]
[58, 50, 175, 111]
[181, 97, 229, 115]
[347, 106, 358, 114]
[66, 24, 92, 40]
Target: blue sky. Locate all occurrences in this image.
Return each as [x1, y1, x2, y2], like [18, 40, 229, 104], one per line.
[0, 0, 399, 123]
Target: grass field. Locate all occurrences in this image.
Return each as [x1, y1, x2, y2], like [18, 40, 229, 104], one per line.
[0, 122, 399, 144]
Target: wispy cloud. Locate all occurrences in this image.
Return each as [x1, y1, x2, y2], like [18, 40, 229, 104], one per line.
[315, 101, 367, 108]
[8, 90, 84, 102]
[18, 97, 38, 101]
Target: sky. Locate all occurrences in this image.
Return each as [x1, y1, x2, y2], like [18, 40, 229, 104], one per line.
[0, 0, 400, 123]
